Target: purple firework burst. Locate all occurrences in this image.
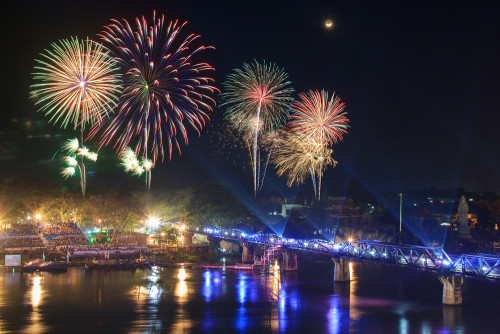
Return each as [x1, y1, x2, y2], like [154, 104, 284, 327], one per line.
[90, 11, 218, 163]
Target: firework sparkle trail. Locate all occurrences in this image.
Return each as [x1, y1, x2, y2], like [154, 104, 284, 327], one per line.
[276, 90, 349, 200]
[120, 147, 154, 191]
[221, 60, 294, 197]
[59, 138, 98, 197]
[273, 135, 336, 193]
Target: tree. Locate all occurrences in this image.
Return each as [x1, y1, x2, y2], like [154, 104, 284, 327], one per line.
[81, 193, 142, 243]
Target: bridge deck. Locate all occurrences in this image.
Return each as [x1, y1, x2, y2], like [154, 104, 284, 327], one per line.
[191, 227, 500, 282]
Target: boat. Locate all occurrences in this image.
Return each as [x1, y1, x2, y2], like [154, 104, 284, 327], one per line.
[21, 259, 67, 272]
[84, 258, 152, 270]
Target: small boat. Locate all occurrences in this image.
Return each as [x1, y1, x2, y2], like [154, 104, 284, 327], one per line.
[85, 259, 152, 270]
[21, 260, 67, 272]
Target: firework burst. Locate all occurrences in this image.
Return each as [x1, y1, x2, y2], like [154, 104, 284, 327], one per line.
[273, 135, 336, 190]
[90, 11, 218, 164]
[284, 90, 349, 200]
[221, 60, 294, 133]
[31, 37, 122, 130]
[221, 60, 294, 197]
[289, 90, 349, 146]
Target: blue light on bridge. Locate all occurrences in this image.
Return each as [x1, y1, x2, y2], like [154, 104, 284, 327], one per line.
[193, 225, 500, 281]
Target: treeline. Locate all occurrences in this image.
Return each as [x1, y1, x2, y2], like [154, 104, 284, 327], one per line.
[0, 177, 264, 240]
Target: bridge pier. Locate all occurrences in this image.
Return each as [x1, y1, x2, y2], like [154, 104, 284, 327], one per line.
[182, 231, 194, 245]
[283, 250, 298, 271]
[332, 258, 351, 282]
[207, 237, 220, 253]
[241, 243, 254, 263]
[438, 275, 463, 305]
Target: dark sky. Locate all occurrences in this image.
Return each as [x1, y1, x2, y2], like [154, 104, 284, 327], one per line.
[2, 0, 500, 196]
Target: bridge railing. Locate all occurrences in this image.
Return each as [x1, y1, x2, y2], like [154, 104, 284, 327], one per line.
[189, 226, 500, 281]
[442, 253, 500, 280]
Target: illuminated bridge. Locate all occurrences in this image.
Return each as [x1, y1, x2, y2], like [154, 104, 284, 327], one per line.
[187, 226, 500, 305]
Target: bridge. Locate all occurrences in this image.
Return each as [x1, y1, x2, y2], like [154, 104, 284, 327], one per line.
[186, 226, 500, 305]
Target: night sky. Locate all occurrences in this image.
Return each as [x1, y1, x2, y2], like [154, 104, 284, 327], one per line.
[2, 0, 500, 195]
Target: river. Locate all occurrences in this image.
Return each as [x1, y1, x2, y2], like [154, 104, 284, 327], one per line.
[0, 260, 499, 333]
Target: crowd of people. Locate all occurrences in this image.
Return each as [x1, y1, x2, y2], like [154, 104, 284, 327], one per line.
[0, 223, 43, 249]
[0, 222, 172, 250]
[0, 221, 89, 249]
[0, 235, 44, 249]
[42, 222, 88, 246]
[46, 234, 88, 246]
[116, 233, 149, 245]
[1, 223, 39, 236]
[41, 222, 81, 236]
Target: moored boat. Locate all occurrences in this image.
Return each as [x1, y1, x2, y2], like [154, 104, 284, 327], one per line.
[21, 260, 67, 272]
[84, 259, 152, 270]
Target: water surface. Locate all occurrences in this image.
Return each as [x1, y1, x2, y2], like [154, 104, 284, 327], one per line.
[0, 261, 499, 333]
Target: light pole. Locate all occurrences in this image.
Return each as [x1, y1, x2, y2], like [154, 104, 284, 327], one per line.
[399, 193, 403, 233]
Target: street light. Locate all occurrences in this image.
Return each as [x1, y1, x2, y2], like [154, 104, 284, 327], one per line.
[399, 193, 403, 233]
[146, 217, 160, 230]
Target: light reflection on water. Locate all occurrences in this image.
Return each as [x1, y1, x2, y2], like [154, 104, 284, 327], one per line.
[21, 273, 48, 333]
[32, 275, 42, 307]
[0, 262, 499, 333]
